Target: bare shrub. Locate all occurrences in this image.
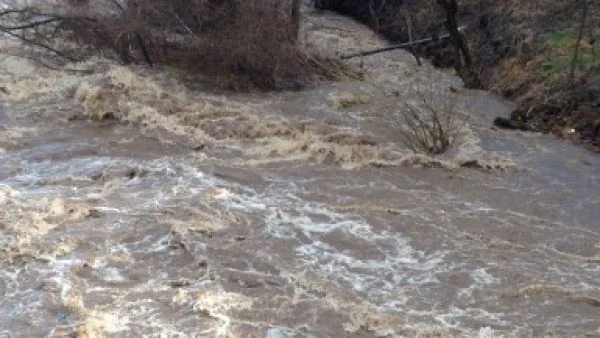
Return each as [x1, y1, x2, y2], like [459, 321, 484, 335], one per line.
[0, 0, 341, 89]
[385, 82, 468, 155]
[176, 0, 313, 89]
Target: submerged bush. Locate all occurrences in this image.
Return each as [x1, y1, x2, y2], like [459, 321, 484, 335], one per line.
[385, 82, 468, 155]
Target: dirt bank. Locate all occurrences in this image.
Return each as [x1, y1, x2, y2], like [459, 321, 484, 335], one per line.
[318, 0, 600, 150]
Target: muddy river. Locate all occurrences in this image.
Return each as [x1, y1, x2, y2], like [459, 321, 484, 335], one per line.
[1, 6, 599, 338]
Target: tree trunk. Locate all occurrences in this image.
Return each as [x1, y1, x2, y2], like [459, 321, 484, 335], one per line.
[404, 10, 422, 66]
[290, 0, 301, 42]
[436, 0, 479, 87]
[569, 0, 588, 83]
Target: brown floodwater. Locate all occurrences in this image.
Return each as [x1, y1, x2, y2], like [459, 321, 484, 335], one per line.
[1, 5, 599, 338]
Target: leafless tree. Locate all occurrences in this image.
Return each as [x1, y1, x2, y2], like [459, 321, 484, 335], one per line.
[0, 0, 335, 89]
[436, 0, 480, 87]
[402, 8, 422, 66]
[368, 0, 387, 32]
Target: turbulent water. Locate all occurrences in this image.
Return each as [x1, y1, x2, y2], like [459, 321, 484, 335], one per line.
[1, 6, 600, 338]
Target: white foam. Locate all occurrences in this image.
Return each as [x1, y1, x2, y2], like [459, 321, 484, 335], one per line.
[478, 326, 494, 338]
[102, 267, 127, 283]
[266, 327, 299, 338]
[471, 268, 499, 285]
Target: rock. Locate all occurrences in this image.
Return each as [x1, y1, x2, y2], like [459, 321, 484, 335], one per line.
[169, 278, 193, 288]
[85, 209, 102, 218]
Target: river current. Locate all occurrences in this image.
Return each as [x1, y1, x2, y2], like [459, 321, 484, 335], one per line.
[1, 6, 599, 338]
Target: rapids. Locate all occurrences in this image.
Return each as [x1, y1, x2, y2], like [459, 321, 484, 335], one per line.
[1, 5, 599, 338]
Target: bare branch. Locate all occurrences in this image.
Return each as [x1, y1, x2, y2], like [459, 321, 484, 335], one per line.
[0, 17, 61, 30]
[384, 81, 467, 155]
[0, 30, 77, 61]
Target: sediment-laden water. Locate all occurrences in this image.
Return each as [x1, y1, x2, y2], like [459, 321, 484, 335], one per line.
[1, 6, 599, 338]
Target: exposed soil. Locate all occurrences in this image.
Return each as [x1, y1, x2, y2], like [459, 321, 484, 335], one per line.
[317, 0, 600, 151]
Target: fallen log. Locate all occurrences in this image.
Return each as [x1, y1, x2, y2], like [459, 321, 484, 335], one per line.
[340, 33, 451, 60]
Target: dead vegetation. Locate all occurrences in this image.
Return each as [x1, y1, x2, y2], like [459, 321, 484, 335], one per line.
[385, 82, 468, 155]
[0, 0, 345, 89]
[318, 0, 600, 150]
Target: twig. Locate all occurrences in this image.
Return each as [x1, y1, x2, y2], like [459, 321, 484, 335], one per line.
[0, 17, 61, 30]
[135, 33, 153, 67]
[107, 0, 125, 13]
[0, 8, 47, 16]
[172, 12, 198, 37]
[0, 30, 77, 61]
